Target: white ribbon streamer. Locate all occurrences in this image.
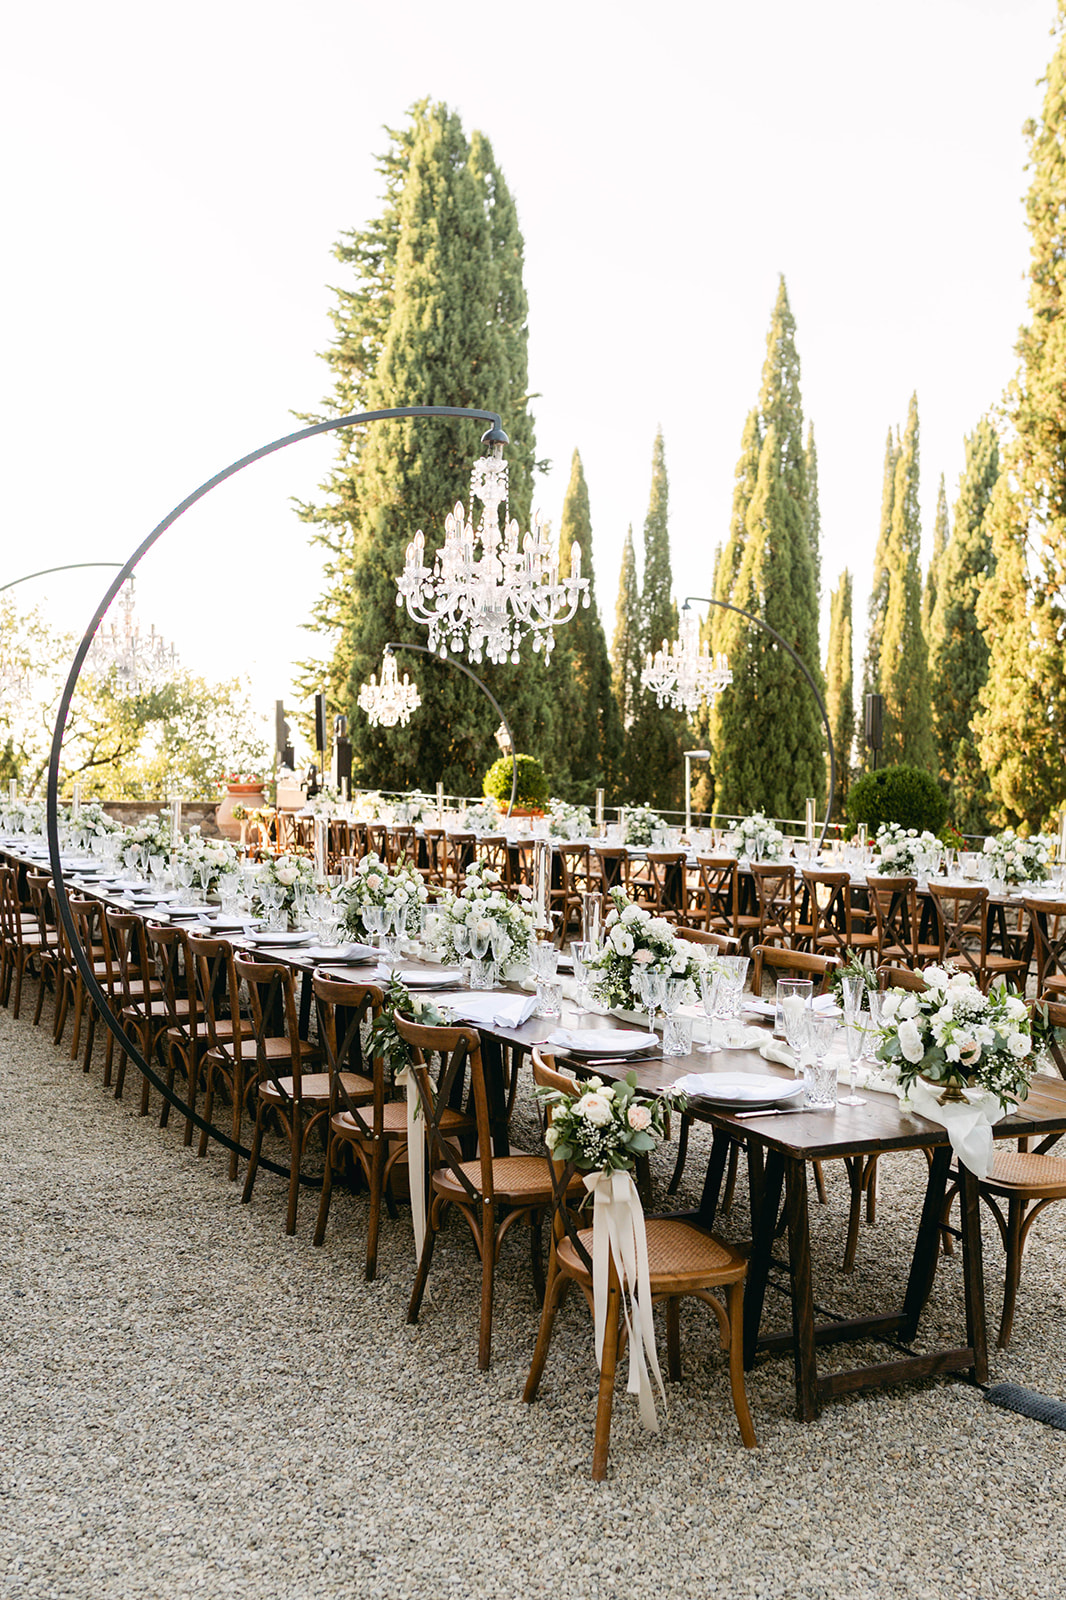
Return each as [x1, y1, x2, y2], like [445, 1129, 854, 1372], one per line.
[396, 1064, 427, 1265]
[583, 1168, 666, 1432]
[905, 1080, 1007, 1179]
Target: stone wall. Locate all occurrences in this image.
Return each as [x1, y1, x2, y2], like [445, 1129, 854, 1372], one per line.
[99, 800, 222, 838]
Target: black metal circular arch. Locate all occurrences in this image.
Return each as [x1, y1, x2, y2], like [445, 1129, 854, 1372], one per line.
[684, 595, 836, 850]
[44, 404, 508, 1176]
[0, 562, 124, 594]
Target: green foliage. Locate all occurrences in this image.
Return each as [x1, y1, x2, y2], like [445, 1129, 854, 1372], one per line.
[610, 526, 642, 735]
[862, 427, 899, 716]
[712, 279, 825, 818]
[923, 474, 949, 636]
[824, 570, 854, 810]
[482, 753, 549, 808]
[845, 763, 948, 837]
[975, 19, 1066, 831]
[879, 394, 935, 769]
[298, 100, 558, 795]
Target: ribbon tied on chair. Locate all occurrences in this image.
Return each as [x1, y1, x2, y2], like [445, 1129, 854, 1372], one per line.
[583, 1167, 667, 1431]
[396, 1063, 427, 1264]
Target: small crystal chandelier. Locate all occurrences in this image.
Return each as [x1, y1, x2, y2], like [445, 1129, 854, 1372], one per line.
[357, 649, 422, 728]
[84, 578, 179, 693]
[641, 606, 733, 714]
[395, 445, 589, 666]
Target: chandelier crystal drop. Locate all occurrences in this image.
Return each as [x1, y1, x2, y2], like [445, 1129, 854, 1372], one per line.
[395, 447, 590, 666]
[84, 578, 180, 694]
[357, 651, 422, 728]
[641, 606, 733, 714]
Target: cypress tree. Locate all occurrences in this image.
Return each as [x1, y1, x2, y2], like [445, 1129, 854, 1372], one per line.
[824, 570, 854, 810]
[625, 432, 685, 809]
[977, 14, 1066, 829]
[610, 526, 642, 736]
[299, 101, 557, 793]
[862, 427, 900, 717]
[928, 419, 999, 832]
[552, 450, 623, 800]
[880, 394, 935, 769]
[923, 475, 949, 635]
[805, 422, 821, 599]
[710, 408, 762, 657]
[713, 280, 825, 818]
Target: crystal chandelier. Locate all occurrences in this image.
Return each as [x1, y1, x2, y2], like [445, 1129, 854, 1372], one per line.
[395, 446, 589, 666]
[84, 579, 179, 693]
[357, 650, 422, 728]
[641, 606, 733, 714]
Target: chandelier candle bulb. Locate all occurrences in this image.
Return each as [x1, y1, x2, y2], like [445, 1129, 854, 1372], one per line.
[170, 799, 182, 848]
[314, 818, 329, 879]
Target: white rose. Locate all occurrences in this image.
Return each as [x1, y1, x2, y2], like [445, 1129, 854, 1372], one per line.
[544, 1124, 561, 1151]
[611, 927, 635, 956]
[576, 1092, 611, 1126]
[898, 995, 921, 1019]
[881, 992, 900, 1021]
[621, 904, 643, 925]
[670, 952, 689, 974]
[1008, 1032, 1030, 1060]
[648, 918, 674, 941]
[1005, 995, 1028, 1021]
[897, 1019, 925, 1064]
[275, 865, 298, 887]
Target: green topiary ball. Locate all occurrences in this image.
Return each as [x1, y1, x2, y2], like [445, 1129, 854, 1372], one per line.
[483, 753, 550, 810]
[845, 764, 948, 837]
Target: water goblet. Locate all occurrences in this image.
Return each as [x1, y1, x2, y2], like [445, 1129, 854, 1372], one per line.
[782, 993, 812, 1074]
[716, 954, 750, 1020]
[661, 976, 689, 1055]
[840, 971, 864, 1024]
[530, 941, 558, 983]
[451, 923, 472, 971]
[862, 992, 884, 1061]
[697, 966, 721, 1052]
[632, 966, 666, 1039]
[197, 861, 213, 903]
[839, 1017, 866, 1106]
[362, 903, 385, 951]
[173, 857, 195, 905]
[570, 940, 592, 1014]
[775, 976, 813, 1040]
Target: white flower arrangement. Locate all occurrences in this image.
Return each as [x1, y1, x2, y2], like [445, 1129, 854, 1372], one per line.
[548, 797, 592, 840]
[622, 804, 666, 846]
[874, 966, 1038, 1106]
[433, 862, 535, 971]
[393, 790, 436, 825]
[335, 852, 429, 939]
[584, 887, 706, 1012]
[537, 1071, 685, 1173]
[75, 801, 122, 837]
[736, 812, 785, 862]
[874, 823, 941, 875]
[982, 829, 1054, 886]
[173, 827, 238, 890]
[303, 785, 340, 818]
[460, 798, 499, 833]
[252, 853, 317, 917]
[121, 811, 175, 860]
[4, 798, 44, 834]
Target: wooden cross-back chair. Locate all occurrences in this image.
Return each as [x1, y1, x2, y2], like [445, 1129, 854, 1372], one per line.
[23, 870, 59, 1026]
[394, 1011, 571, 1371]
[865, 875, 924, 967]
[421, 827, 446, 887]
[675, 926, 740, 956]
[187, 933, 257, 1181]
[233, 954, 326, 1235]
[522, 1051, 756, 1480]
[364, 822, 388, 860]
[593, 846, 629, 898]
[638, 850, 688, 922]
[388, 824, 419, 869]
[143, 920, 199, 1136]
[1024, 897, 1066, 1000]
[928, 884, 1028, 993]
[442, 831, 476, 891]
[797, 869, 878, 964]
[51, 890, 109, 1074]
[744, 863, 796, 952]
[475, 833, 512, 885]
[694, 856, 739, 940]
[551, 843, 590, 946]
[102, 907, 167, 1114]
[0, 863, 41, 1020]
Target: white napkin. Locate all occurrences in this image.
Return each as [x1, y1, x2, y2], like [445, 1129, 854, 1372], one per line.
[546, 1028, 658, 1056]
[904, 1081, 1008, 1179]
[442, 991, 540, 1029]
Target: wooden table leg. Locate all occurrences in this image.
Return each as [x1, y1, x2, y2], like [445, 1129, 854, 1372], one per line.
[743, 1146, 785, 1369]
[480, 1036, 511, 1156]
[784, 1155, 820, 1421]
[901, 1144, 952, 1339]
[695, 1126, 733, 1230]
[959, 1163, 989, 1383]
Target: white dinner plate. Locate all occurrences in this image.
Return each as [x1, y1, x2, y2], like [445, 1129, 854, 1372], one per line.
[401, 968, 467, 989]
[302, 944, 379, 963]
[672, 1072, 806, 1109]
[546, 1028, 658, 1057]
[246, 931, 311, 948]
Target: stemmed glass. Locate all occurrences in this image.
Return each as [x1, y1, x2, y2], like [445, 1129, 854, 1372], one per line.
[383, 902, 405, 964]
[661, 976, 688, 1054]
[782, 993, 811, 1075]
[697, 966, 721, 1052]
[863, 991, 884, 1061]
[469, 926, 493, 989]
[173, 857, 195, 906]
[840, 1017, 866, 1105]
[632, 966, 667, 1040]
[717, 954, 750, 1021]
[362, 903, 385, 953]
[840, 972, 865, 1024]
[451, 922, 472, 977]
[570, 940, 592, 1014]
[197, 861, 213, 904]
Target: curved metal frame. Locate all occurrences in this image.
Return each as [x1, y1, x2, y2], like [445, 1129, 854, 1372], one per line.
[43, 404, 508, 1173]
[683, 595, 836, 850]
[1, 562, 124, 594]
[382, 641, 518, 817]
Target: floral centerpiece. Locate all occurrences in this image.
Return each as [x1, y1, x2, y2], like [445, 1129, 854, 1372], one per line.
[875, 966, 1038, 1106]
[874, 823, 941, 874]
[335, 852, 429, 939]
[460, 798, 499, 833]
[122, 811, 175, 862]
[4, 798, 44, 835]
[548, 797, 592, 840]
[537, 1071, 685, 1172]
[622, 804, 666, 846]
[584, 888, 704, 1013]
[303, 784, 341, 818]
[252, 853, 317, 922]
[394, 790, 436, 825]
[982, 829, 1054, 886]
[735, 812, 785, 861]
[76, 801, 122, 838]
[173, 828, 238, 893]
[432, 863, 535, 973]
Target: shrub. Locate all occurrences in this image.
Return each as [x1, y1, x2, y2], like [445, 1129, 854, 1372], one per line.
[845, 764, 947, 837]
[482, 753, 550, 810]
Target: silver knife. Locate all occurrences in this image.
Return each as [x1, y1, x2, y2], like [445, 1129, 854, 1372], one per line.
[733, 1105, 820, 1118]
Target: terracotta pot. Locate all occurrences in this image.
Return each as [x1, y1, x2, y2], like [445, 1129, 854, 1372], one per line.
[216, 783, 266, 840]
[505, 805, 546, 818]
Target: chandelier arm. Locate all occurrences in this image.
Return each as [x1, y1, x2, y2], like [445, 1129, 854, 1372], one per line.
[382, 642, 518, 819]
[45, 402, 508, 1176]
[683, 595, 836, 850]
[0, 561, 124, 593]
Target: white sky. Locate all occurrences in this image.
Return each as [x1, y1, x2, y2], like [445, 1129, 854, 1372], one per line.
[1, 0, 1054, 757]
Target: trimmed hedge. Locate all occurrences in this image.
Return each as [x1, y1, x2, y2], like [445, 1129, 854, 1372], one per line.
[482, 753, 550, 810]
[845, 764, 947, 837]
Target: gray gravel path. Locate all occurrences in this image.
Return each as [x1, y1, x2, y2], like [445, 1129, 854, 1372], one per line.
[3, 992, 1066, 1600]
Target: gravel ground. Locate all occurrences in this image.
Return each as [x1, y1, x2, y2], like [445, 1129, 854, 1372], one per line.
[3, 983, 1066, 1600]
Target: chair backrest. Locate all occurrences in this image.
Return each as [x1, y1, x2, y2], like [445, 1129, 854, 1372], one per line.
[799, 869, 851, 956]
[393, 1011, 490, 1201]
[644, 850, 687, 917]
[750, 863, 796, 936]
[877, 963, 928, 993]
[443, 832, 476, 888]
[0, 864, 20, 946]
[594, 847, 629, 894]
[25, 871, 54, 945]
[103, 907, 153, 1008]
[233, 954, 307, 1100]
[676, 925, 740, 955]
[388, 825, 418, 868]
[750, 944, 840, 995]
[365, 822, 388, 859]
[186, 932, 248, 1060]
[1024, 898, 1066, 997]
[695, 856, 739, 936]
[422, 827, 446, 885]
[927, 884, 989, 979]
[146, 921, 195, 1040]
[866, 875, 919, 965]
[530, 1048, 594, 1269]
[556, 843, 590, 896]
[312, 973, 386, 1130]
[1040, 998, 1066, 1080]
[476, 834, 511, 884]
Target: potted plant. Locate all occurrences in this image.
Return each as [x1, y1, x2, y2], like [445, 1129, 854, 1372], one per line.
[216, 770, 268, 839]
[482, 753, 550, 817]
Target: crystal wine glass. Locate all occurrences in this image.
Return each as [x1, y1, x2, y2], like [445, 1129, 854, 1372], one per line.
[840, 1017, 866, 1105]
[632, 966, 666, 1040]
[570, 940, 592, 1014]
[862, 991, 884, 1061]
[697, 966, 721, 1052]
[840, 972, 864, 1024]
[782, 993, 811, 1074]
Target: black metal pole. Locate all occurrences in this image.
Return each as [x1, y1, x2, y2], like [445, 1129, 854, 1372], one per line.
[683, 595, 836, 851]
[44, 403, 510, 1175]
[382, 641, 518, 818]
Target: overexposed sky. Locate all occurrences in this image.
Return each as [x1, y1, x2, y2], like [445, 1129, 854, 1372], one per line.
[1, 0, 1054, 748]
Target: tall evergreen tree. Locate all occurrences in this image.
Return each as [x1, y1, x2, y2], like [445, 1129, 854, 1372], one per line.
[610, 526, 642, 735]
[928, 419, 999, 832]
[923, 475, 949, 635]
[805, 422, 821, 598]
[713, 280, 825, 818]
[862, 428, 899, 715]
[709, 408, 761, 661]
[880, 394, 935, 768]
[824, 570, 854, 811]
[551, 450, 623, 800]
[298, 101, 557, 793]
[625, 432, 685, 809]
[977, 12, 1066, 829]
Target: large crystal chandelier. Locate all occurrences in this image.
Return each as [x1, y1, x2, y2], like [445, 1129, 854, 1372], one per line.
[84, 578, 179, 693]
[395, 446, 589, 666]
[641, 606, 733, 714]
[357, 649, 422, 728]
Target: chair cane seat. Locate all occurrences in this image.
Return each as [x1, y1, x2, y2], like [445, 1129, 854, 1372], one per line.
[432, 1153, 575, 1204]
[556, 1217, 747, 1287]
[332, 1097, 469, 1140]
[257, 1067, 344, 1105]
[984, 1150, 1066, 1198]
